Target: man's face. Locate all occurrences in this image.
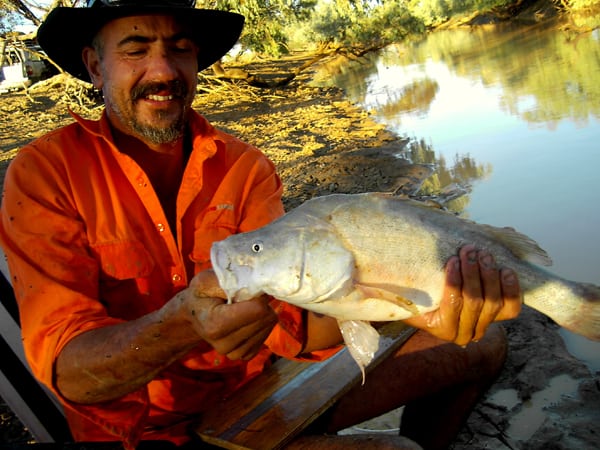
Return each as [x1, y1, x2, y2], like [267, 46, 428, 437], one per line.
[83, 15, 199, 145]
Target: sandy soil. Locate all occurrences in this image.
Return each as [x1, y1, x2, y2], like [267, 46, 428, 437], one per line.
[1, 53, 598, 449]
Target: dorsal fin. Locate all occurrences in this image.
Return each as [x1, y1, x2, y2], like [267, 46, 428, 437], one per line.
[481, 224, 553, 266]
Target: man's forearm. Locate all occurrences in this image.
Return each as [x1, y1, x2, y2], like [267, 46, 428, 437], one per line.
[55, 292, 201, 404]
[302, 312, 343, 353]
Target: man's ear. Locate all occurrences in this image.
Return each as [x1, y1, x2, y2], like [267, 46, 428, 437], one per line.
[82, 46, 103, 89]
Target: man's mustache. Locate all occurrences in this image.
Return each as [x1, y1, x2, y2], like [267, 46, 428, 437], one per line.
[131, 80, 188, 101]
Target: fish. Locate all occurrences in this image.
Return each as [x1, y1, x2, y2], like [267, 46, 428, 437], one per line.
[210, 192, 600, 378]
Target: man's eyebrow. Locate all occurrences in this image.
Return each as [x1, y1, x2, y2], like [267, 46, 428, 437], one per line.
[117, 34, 153, 47]
[117, 32, 194, 47]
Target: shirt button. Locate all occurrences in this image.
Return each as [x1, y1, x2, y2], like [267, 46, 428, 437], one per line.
[172, 274, 182, 282]
[157, 223, 165, 232]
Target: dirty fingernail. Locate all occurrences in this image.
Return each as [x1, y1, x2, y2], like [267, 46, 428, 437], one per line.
[467, 250, 477, 264]
[451, 257, 460, 272]
[480, 253, 495, 269]
[502, 269, 517, 285]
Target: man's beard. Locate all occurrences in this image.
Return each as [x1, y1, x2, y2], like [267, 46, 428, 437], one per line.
[131, 110, 186, 145]
[117, 80, 191, 145]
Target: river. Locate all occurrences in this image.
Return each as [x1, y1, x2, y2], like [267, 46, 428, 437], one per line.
[313, 19, 600, 371]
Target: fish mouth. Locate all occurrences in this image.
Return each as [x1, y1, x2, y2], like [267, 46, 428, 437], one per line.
[210, 243, 257, 303]
[210, 244, 236, 301]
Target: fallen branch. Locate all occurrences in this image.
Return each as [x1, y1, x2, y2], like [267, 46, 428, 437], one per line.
[29, 73, 102, 111]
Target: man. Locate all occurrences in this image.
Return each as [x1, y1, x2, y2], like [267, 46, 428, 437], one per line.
[0, 1, 521, 449]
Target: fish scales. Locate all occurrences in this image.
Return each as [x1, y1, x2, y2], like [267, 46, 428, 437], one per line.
[321, 193, 595, 330]
[210, 193, 600, 375]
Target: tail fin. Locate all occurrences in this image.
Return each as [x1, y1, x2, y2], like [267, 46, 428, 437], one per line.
[558, 282, 600, 341]
[524, 278, 600, 341]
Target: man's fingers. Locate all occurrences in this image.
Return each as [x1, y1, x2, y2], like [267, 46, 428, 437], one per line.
[455, 246, 485, 345]
[198, 297, 277, 359]
[495, 268, 522, 321]
[190, 269, 227, 299]
[208, 297, 275, 336]
[403, 245, 522, 346]
[406, 255, 463, 342]
[225, 323, 274, 360]
[473, 251, 503, 341]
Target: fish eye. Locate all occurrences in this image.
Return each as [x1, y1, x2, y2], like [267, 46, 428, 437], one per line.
[251, 242, 263, 253]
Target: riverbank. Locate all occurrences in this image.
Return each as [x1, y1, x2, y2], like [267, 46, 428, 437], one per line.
[1, 52, 598, 448]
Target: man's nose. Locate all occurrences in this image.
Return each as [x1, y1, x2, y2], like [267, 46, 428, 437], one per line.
[146, 49, 179, 81]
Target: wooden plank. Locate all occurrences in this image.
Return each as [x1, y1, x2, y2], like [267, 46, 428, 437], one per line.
[195, 322, 415, 450]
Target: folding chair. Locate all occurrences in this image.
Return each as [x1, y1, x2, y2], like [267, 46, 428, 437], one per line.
[0, 249, 72, 443]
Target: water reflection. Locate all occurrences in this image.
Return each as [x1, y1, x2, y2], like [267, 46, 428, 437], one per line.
[315, 20, 600, 127]
[397, 138, 491, 215]
[377, 78, 439, 118]
[313, 20, 600, 160]
[312, 18, 600, 369]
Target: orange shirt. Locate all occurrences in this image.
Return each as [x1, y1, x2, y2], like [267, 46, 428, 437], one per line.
[0, 110, 337, 446]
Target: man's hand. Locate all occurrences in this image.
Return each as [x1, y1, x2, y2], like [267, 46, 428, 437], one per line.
[183, 270, 278, 360]
[404, 245, 522, 346]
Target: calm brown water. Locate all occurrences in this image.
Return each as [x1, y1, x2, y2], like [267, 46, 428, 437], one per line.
[314, 19, 600, 371]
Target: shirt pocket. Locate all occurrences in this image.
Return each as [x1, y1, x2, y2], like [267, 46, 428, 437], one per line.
[189, 204, 239, 272]
[92, 240, 155, 281]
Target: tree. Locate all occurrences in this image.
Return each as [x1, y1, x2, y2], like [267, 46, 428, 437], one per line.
[196, 0, 318, 56]
[1, 0, 41, 30]
[305, 0, 424, 50]
[1, 0, 79, 34]
[1, 0, 21, 32]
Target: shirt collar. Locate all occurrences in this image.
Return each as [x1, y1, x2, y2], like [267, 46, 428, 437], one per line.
[69, 108, 220, 159]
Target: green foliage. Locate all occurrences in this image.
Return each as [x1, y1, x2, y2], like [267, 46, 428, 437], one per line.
[197, 0, 318, 57]
[302, 0, 423, 49]
[564, 0, 600, 10]
[405, 0, 512, 27]
[196, 0, 453, 55]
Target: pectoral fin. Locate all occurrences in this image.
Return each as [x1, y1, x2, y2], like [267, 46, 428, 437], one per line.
[338, 319, 380, 384]
[354, 284, 422, 315]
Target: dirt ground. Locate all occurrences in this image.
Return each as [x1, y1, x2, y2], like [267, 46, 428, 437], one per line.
[0, 53, 414, 211]
[1, 53, 598, 448]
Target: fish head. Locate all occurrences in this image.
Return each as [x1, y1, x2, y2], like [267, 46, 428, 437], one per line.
[210, 230, 303, 302]
[210, 213, 355, 306]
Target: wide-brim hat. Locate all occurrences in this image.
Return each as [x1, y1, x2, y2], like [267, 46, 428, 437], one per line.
[37, 2, 244, 82]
